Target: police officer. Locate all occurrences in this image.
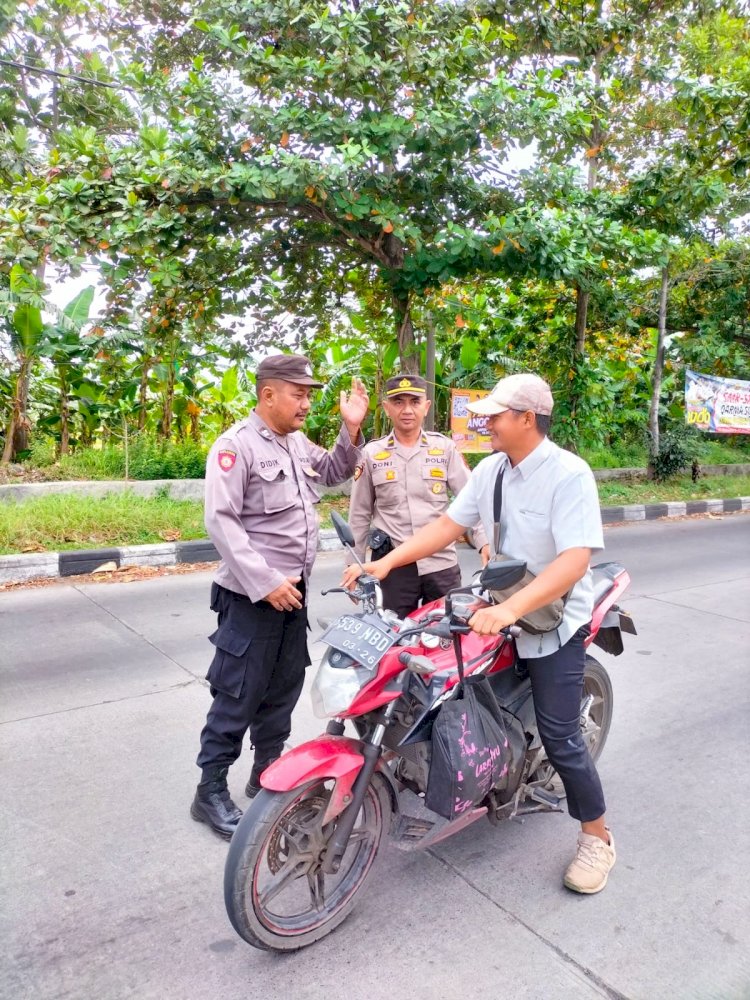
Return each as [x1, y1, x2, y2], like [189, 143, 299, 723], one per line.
[347, 373, 488, 618]
[191, 353, 369, 839]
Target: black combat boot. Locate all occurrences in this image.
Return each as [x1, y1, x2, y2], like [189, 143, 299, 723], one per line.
[245, 754, 281, 798]
[191, 766, 243, 840]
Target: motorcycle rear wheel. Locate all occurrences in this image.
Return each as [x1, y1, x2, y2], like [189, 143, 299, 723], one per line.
[537, 653, 613, 791]
[580, 654, 613, 762]
[224, 775, 391, 951]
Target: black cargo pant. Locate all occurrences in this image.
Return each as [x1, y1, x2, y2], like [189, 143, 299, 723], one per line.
[380, 562, 462, 619]
[196, 583, 310, 772]
[520, 624, 606, 823]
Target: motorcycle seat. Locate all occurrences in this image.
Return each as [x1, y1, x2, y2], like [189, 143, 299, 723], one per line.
[591, 561, 626, 606]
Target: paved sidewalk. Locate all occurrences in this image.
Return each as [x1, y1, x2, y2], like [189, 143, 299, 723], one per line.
[1, 495, 749, 585]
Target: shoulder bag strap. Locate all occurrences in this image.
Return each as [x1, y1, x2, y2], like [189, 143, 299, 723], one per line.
[492, 465, 504, 557]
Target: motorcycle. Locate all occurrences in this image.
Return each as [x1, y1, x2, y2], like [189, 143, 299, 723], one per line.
[224, 513, 636, 951]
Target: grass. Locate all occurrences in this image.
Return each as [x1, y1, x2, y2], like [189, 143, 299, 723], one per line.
[4, 434, 749, 484]
[597, 473, 750, 506]
[0, 492, 208, 556]
[0, 478, 747, 557]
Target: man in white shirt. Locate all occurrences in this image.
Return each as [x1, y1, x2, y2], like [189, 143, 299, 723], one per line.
[341, 372, 616, 894]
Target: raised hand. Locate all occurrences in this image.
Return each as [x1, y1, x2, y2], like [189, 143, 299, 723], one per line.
[340, 377, 369, 437]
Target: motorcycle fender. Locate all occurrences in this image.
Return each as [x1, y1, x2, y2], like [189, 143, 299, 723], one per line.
[260, 735, 397, 826]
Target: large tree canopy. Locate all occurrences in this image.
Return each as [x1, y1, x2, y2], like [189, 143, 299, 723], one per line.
[0, 0, 748, 462]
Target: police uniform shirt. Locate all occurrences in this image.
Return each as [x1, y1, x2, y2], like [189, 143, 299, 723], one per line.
[447, 436, 604, 658]
[348, 430, 487, 575]
[205, 410, 363, 603]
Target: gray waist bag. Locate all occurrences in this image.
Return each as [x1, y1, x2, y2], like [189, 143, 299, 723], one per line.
[491, 467, 565, 636]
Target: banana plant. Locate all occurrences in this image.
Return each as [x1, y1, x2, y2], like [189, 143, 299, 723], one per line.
[0, 266, 46, 463]
[43, 286, 96, 455]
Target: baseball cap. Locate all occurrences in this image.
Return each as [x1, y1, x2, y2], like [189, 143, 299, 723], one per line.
[256, 353, 324, 387]
[466, 373, 553, 416]
[384, 374, 428, 397]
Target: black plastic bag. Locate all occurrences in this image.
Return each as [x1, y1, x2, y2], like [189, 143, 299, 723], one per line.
[426, 675, 512, 821]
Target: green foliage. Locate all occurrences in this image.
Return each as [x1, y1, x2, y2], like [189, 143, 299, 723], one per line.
[0, 491, 207, 555]
[17, 439, 207, 480]
[1, 0, 750, 469]
[648, 423, 700, 481]
[127, 440, 207, 480]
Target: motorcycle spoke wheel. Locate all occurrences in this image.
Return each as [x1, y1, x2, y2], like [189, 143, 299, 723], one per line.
[580, 654, 614, 762]
[224, 775, 390, 951]
[538, 654, 614, 790]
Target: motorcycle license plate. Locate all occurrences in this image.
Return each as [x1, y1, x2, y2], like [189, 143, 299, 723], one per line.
[320, 613, 397, 668]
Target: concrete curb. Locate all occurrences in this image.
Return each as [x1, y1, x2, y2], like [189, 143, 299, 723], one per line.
[2, 495, 749, 586]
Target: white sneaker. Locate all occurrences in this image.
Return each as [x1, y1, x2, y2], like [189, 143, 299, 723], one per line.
[563, 829, 616, 894]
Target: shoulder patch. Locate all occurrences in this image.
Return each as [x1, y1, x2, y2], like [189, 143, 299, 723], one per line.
[217, 449, 237, 472]
[353, 463, 364, 481]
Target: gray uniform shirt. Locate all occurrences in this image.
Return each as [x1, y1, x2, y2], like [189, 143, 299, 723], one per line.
[448, 437, 604, 658]
[348, 430, 488, 575]
[205, 410, 363, 603]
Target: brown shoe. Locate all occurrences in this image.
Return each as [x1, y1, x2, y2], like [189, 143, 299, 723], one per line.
[563, 829, 616, 894]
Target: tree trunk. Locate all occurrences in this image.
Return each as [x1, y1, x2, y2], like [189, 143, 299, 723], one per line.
[58, 369, 70, 457]
[574, 288, 589, 356]
[568, 53, 603, 447]
[647, 266, 669, 479]
[160, 361, 175, 439]
[393, 292, 417, 373]
[138, 358, 151, 432]
[1, 357, 32, 464]
[425, 315, 436, 431]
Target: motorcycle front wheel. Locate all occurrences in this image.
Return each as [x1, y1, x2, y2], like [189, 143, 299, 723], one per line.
[224, 774, 391, 951]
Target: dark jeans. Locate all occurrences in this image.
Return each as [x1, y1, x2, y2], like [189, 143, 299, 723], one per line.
[521, 624, 606, 823]
[380, 562, 462, 619]
[196, 583, 310, 772]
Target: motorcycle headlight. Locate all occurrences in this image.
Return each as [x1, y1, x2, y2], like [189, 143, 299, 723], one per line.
[311, 649, 378, 718]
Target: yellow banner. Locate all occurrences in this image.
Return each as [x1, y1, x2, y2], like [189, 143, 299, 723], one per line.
[450, 389, 493, 453]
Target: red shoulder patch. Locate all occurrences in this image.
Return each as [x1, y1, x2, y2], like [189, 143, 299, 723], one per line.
[353, 463, 364, 481]
[217, 449, 237, 472]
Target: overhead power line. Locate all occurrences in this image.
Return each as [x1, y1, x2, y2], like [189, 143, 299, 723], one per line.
[0, 56, 133, 92]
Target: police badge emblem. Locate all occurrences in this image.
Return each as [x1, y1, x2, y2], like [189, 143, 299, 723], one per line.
[218, 449, 237, 471]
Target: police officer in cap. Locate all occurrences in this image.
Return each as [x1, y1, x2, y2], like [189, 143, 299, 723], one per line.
[192, 354, 369, 839]
[347, 373, 488, 618]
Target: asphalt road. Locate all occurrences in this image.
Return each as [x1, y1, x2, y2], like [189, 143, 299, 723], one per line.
[1, 514, 749, 1000]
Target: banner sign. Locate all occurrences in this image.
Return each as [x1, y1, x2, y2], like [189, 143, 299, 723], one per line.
[685, 369, 750, 435]
[450, 389, 493, 453]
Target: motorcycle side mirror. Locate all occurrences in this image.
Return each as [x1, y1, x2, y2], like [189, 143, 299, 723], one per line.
[331, 510, 355, 548]
[479, 558, 527, 591]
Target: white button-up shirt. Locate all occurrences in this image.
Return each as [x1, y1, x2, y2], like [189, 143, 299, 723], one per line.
[448, 437, 604, 658]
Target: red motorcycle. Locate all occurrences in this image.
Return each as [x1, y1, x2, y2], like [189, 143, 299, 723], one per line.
[224, 514, 636, 951]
